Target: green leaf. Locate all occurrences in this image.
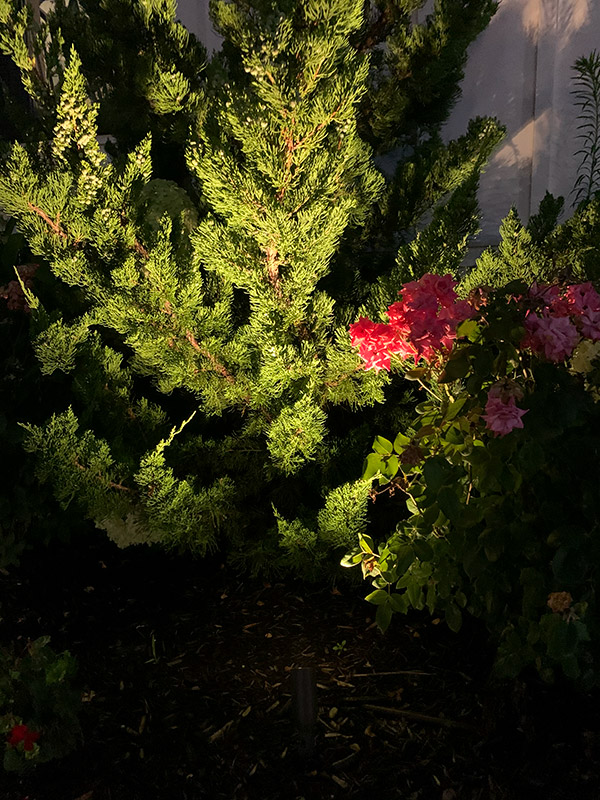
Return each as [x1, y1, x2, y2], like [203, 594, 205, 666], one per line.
[404, 368, 428, 381]
[393, 545, 416, 577]
[456, 319, 481, 342]
[362, 453, 384, 480]
[412, 537, 434, 562]
[426, 582, 437, 613]
[439, 350, 471, 382]
[340, 549, 363, 568]
[358, 534, 375, 554]
[393, 432, 411, 452]
[437, 486, 463, 523]
[423, 456, 453, 492]
[372, 435, 393, 455]
[406, 496, 419, 515]
[406, 581, 423, 609]
[445, 602, 463, 633]
[376, 602, 393, 633]
[379, 454, 399, 481]
[389, 592, 409, 613]
[365, 589, 389, 605]
[444, 396, 467, 421]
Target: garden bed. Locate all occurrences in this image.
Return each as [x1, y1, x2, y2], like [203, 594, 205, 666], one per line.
[2, 531, 600, 800]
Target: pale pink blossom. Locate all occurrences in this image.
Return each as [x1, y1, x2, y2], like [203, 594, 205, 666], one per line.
[482, 395, 528, 437]
[523, 312, 580, 362]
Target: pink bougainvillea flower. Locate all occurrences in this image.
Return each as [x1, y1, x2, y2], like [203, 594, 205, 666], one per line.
[578, 307, 600, 341]
[8, 724, 40, 751]
[566, 282, 600, 315]
[350, 274, 476, 370]
[482, 395, 528, 437]
[523, 311, 580, 362]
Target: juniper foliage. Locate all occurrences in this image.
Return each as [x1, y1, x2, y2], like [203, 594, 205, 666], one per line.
[0, 0, 501, 574]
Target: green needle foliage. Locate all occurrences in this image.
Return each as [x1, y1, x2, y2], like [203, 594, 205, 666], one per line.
[0, 0, 502, 575]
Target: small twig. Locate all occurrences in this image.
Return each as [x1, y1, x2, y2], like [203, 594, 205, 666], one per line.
[73, 459, 132, 493]
[361, 703, 477, 731]
[27, 201, 68, 240]
[351, 670, 431, 678]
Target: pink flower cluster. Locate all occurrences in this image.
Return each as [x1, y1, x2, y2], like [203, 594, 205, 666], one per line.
[482, 382, 528, 437]
[350, 274, 475, 372]
[523, 281, 600, 362]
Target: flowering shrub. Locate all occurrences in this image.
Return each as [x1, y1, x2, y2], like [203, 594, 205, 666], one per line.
[1, 637, 81, 771]
[343, 275, 600, 685]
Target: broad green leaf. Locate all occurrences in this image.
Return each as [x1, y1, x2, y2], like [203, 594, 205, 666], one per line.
[404, 368, 428, 381]
[393, 432, 411, 452]
[379, 454, 399, 483]
[372, 435, 393, 455]
[358, 533, 375, 554]
[426, 582, 437, 613]
[394, 545, 416, 577]
[340, 549, 363, 568]
[444, 396, 467, 421]
[437, 486, 463, 523]
[423, 456, 453, 492]
[551, 546, 588, 585]
[389, 592, 409, 613]
[445, 602, 463, 633]
[362, 452, 384, 480]
[560, 653, 580, 680]
[376, 602, 393, 632]
[412, 537, 434, 562]
[439, 351, 470, 383]
[456, 319, 481, 342]
[406, 496, 419, 515]
[406, 581, 423, 609]
[365, 589, 389, 605]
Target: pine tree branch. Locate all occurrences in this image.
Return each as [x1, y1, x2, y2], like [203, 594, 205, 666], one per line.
[27, 201, 68, 240]
[74, 458, 132, 493]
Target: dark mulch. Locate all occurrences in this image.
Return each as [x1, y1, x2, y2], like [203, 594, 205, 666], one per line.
[1, 530, 600, 800]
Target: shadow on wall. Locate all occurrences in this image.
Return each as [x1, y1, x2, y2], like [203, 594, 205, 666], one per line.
[444, 0, 598, 248]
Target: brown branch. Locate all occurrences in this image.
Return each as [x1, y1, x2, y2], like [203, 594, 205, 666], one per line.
[324, 364, 364, 389]
[361, 703, 478, 731]
[74, 459, 132, 493]
[134, 239, 149, 259]
[27, 201, 68, 240]
[357, 7, 393, 54]
[264, 244, 283, 298]
[185, 330, 235, 384]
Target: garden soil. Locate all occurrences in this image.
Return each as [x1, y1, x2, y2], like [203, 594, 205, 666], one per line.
[2, 531, 600, 800]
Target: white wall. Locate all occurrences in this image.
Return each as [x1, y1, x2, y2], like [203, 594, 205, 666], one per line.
[424, 0, 600, 253]
[178, 0, 600, 254]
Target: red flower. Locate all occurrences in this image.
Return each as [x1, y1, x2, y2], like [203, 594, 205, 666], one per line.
[7, 724, 40, 751]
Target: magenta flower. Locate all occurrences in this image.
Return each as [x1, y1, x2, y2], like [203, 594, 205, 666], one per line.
[523, 312, 579, 361]
[483, 395, 528, 437]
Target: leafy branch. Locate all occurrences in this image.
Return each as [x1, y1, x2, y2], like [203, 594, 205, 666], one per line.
[572, 51, 600, 205]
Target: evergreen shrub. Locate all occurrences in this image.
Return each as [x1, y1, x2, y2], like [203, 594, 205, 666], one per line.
[0, 0, 503, 574]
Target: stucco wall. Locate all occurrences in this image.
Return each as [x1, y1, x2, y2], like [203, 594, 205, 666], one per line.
[177, 0, 600, 255]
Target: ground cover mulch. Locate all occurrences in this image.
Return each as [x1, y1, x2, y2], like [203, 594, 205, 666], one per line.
[2, 530, 600, 800]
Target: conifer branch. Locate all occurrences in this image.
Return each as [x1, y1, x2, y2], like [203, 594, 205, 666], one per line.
[265, 244, 283, 297]
[27, 201, 68, 240]
[74, 458, 132, 493]
[185, 331, 236, 384]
